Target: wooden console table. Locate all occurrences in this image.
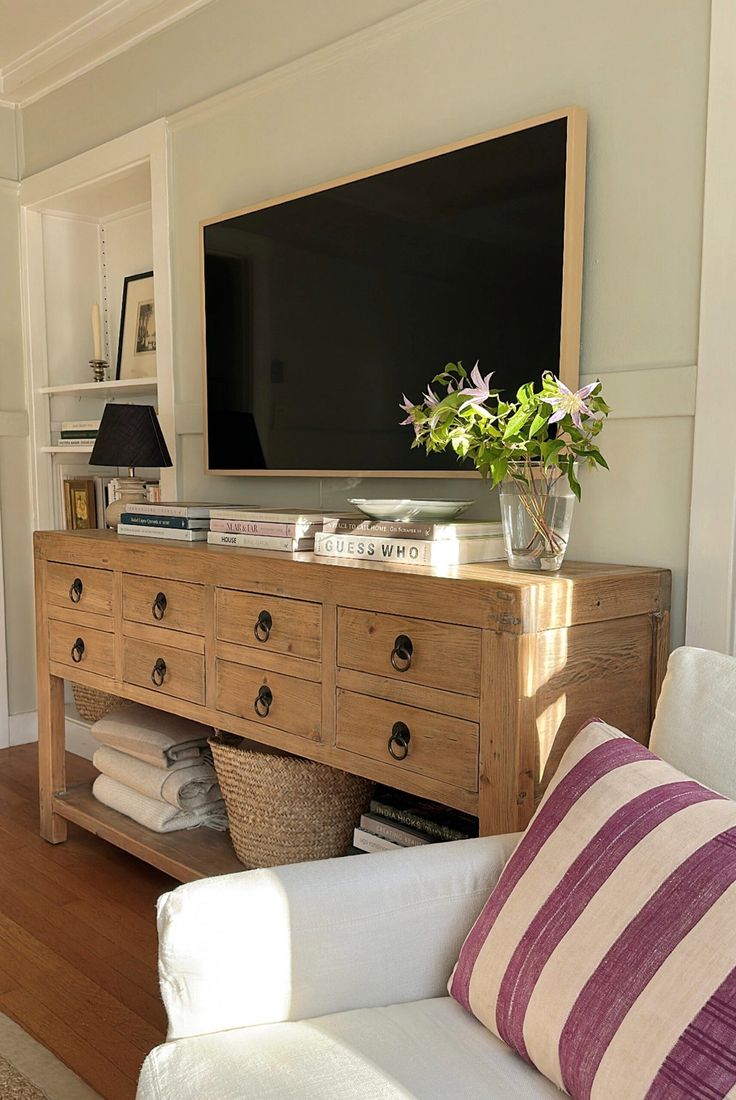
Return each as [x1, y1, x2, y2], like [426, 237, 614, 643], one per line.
[34, 530, 671, 881]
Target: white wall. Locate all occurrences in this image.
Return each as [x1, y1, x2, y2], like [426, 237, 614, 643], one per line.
[16, 0, 712, 650]
[0, 106, 35, 723]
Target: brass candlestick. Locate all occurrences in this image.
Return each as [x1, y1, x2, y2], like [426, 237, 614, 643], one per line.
[89, 359, 108, 382]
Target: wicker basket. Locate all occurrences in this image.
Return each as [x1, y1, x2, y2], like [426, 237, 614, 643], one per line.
[71, 683, 130, 724]
[210, 734, 374, 867]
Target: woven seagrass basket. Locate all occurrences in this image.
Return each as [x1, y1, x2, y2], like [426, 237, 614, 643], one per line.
[209, 734, 374, 867]
[71, 683, 130, 724]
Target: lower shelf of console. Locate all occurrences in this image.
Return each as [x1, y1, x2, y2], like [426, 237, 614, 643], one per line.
[52, 783, 244, 882]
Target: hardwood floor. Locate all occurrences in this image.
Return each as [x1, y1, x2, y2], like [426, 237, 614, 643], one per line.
[0, 743, 175, 1100]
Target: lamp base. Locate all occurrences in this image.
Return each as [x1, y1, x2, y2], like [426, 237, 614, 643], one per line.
[105, 478, 147, 528]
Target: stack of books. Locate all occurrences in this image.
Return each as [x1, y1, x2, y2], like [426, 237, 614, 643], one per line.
[207, 509, 342, 553]
[57, 419, 100, 447]
[315, 516, 505, 566]
[118, 502, 213, 540]
[352, 787, 478, 853]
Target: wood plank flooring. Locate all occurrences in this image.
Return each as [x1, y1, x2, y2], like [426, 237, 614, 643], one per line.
[0, 743, 174, 1100]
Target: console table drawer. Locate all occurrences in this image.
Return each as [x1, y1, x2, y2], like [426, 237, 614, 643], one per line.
[46, 563, 113, 618]
[123, 574, 205, 635]
[49, 620, 114, 676]
[216, 589, 321, 661]
[336, 689, 479, 793]
[337, 609, 481, 696]
[216, 659, 321, 741]
[123, 637, 205, 705]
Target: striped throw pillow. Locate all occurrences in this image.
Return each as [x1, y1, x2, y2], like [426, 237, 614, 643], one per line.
[449, 719, 736, 1099]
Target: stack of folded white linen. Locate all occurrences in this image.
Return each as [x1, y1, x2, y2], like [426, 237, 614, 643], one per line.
[91, 704, 228, 833]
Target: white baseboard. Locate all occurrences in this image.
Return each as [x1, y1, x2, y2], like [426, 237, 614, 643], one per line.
[9, 711, 37, 746]
[64, 715, 95, 760]
[7, 709, 95, 761]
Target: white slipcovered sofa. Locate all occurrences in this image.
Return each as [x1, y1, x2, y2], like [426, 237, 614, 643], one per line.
[137, 646, 736, 1099]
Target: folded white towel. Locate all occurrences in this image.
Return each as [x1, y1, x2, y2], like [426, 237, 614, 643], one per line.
[93, 746, 221, 810]
[92, 774, 229, 833]
[92, 703, 212, 769]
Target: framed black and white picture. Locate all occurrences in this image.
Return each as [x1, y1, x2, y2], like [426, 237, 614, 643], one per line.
[116, 271, 156, 379]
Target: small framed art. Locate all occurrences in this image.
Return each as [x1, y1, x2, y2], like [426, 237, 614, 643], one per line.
[63, 477, 98, 530]
[116, 271, 156, 379]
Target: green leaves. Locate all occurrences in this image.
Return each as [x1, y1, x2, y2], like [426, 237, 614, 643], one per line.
[401, 367, 610, 500]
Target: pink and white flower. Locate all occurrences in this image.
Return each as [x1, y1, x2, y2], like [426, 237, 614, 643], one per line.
[543, 378, 600, 430]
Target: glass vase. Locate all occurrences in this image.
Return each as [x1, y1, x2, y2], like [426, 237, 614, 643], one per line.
[498, 464, 575, 571]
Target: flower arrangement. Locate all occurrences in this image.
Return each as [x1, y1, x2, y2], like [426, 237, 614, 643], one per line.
[400, 364, 610, 568]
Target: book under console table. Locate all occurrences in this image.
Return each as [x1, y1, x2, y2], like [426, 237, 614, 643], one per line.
[34, 530, 671, 882]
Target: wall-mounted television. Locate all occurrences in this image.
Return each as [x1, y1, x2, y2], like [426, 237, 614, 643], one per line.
[201, 107, 586, 476]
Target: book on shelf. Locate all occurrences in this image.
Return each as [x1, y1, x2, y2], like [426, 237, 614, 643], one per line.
[207, 531, 315, 552]
[314, 531, 505, 565]
[322, 517, 503, 541]
[55, 437, 95, 447]
[59, 429, 98, 440]
[60, 420, 100, 432]
[106, 480, 159, 506]
[125, 501, 215, 518]
[358, 812, 433, 847]
[120, 513, 210, 530]
[210, 517, 324, 538]
[352, 827, 403, 853]
[117, 524, 208, 541]
[369, 788, 477, 842]
[209, 508, 349, 524]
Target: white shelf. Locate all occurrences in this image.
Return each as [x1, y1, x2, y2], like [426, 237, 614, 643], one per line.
[41, 446, 94, 454]
[38, 376, 158, 397]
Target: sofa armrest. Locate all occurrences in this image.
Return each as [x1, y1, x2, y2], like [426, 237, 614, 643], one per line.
[157, 833, 520, 1039]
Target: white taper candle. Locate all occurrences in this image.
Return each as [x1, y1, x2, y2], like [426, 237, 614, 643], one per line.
[91, 303, 102, 360]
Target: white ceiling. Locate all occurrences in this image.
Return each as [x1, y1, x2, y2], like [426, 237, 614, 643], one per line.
[0, 0, 216, 105]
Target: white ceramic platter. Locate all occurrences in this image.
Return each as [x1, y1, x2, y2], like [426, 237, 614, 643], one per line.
[348, 499, 474, 521]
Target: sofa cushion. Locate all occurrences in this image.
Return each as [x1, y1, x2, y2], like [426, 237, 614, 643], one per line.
[136, 996, 560, 1100]
[650, 645, 736, 801]
[449, 719, 736, 1099]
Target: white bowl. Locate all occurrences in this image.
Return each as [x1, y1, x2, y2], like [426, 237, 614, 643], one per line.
[348, 498, 474, 522]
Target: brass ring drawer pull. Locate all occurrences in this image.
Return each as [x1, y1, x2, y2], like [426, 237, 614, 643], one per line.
[254, 685, 273, 717]
[69, 578, 83, 604]
[254, 610, 272, 643]
[388, 721, 411, 760]
[152, 592, 168, 620]
[390, 634, 413, 672]
[151, 657, 167, 687]
[70, 637, 85, 663]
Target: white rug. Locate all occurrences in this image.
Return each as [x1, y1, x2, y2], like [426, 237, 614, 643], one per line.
[0, 1013, 101, 1099]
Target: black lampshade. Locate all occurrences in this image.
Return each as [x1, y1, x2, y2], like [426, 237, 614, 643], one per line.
[89, 403, 172, 469]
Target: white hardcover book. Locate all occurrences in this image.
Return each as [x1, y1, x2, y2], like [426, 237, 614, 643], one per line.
[359, 813, 432, 847]
[352, 827, 403, 853]
[55, 438, 94, 447]
[125, 502, 214, 518]
[207, 531, 314, 552]
[209, 508, 342, 524]
[60, 420, 101, 431]
[314, 532, 506, 565]
[117, 524, 208, 541]
[322, 517, 503, 541]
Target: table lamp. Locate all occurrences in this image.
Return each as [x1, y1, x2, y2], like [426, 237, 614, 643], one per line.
[89, 403, 172, 527]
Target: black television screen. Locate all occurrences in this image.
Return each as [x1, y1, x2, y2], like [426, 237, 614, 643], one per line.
[202, 109, 585, 474]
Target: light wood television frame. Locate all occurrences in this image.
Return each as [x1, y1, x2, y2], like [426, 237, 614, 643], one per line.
[200, 106, 587, 478]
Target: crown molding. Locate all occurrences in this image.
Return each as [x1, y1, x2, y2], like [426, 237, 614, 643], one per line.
[0, 0, 216, 106]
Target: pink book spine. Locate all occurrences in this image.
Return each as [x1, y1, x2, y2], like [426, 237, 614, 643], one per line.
[210, 518, 298, 536]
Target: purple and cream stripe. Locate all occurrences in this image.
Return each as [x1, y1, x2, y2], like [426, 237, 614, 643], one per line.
[449, 719, 736, 1100]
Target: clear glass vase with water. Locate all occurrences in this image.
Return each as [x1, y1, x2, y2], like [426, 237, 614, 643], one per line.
[498, 463, 576, 571]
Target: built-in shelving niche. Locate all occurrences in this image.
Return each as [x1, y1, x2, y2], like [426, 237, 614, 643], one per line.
[20, 121, 176, 532]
